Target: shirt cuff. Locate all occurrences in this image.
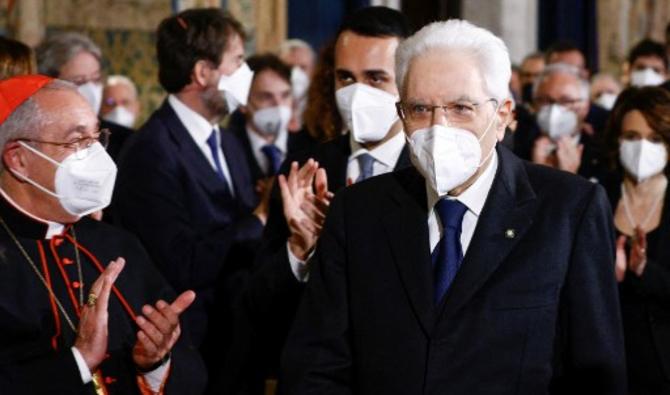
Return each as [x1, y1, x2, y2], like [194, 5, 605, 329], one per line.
[142, 359, 171, 393]
[71, 346, 92, 384]
[286, 242, 312, 283]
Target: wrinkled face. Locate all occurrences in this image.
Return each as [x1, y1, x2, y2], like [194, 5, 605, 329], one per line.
[333, 30, 399, 96]
[402, 49, 508, 151]
[533, 72, 589, 122]
[58, 51, 102, 86]
[200, 33, 246, 117]
[280, 46, 315, 76]
[101, 83, 140, 116]
[3, 89, 100, 222]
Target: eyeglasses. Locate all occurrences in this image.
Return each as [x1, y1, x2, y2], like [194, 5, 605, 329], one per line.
[17, 129, 110, 159]
[396, 98, 498, 129]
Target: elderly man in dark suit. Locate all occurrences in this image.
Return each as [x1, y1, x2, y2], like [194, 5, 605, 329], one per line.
[281, 20, 626, 394]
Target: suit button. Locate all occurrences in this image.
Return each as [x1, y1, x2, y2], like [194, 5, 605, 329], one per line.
[53, 238, 64, 246]
[62, 258, 74, 265]
[72, 281, 81, 289]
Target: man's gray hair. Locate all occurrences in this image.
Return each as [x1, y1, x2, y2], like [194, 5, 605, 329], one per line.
[0, 80, 77, 173]
[36, 32, 102, 77]
[106, 75, 138, 99]
[395, 19, 512, 102]
[278, 39, 315, 58]
[532, 62, 590, 100]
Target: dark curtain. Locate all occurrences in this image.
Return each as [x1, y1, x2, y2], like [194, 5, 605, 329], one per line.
[538, 0, 599, 72]
[288, 0, 370, 53]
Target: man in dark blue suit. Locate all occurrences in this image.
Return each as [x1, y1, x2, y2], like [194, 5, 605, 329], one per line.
[112, 8, 269, 388]
[281, 20, 626, 394]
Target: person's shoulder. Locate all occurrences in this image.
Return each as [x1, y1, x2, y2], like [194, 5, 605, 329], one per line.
[522, 159, 604, 206]
[76, 217, 146, 251]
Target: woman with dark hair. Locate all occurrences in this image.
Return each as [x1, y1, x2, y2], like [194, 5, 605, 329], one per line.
[0, 36, 35, 78]
[602, 86, 670, 394]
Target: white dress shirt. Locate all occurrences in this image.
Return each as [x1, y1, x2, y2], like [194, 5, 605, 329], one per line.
[245, 125, 288, 174]
[427, 151, 499, 255]
[168, 95, 235, 195]
[346, 131, 406, 183]
[287, 131, 407, 282]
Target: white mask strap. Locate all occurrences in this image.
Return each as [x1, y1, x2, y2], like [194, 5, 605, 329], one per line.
[18, 141, 62, 167]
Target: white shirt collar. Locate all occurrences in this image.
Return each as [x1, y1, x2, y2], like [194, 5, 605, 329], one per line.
[348, 131, 406, 167]
[245, 125, 288, 155]
[0, 187, 65, 239]
[427, 150, 499, 217]
[168, 94, 218, 144]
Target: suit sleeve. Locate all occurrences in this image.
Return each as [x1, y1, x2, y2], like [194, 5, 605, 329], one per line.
[280, 191, 353, 395]
[113, 137, 262, 293]
[559, 184, 627, 393]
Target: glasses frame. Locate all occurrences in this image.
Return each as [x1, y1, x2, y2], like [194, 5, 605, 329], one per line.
[16, 128, 111, 159]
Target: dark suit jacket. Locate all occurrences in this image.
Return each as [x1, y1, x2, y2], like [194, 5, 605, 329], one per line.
[101, 118, 133, 162]
[228, 110, 316, 184]
[112, 101, 263, 348]
[604, 173, 670, 392]
[220, 133, 411, 394]
[281, 146, 626, 395]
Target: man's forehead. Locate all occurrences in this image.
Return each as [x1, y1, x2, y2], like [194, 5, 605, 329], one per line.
[335, 31, 398, 64]
[35, 89, 98, 132]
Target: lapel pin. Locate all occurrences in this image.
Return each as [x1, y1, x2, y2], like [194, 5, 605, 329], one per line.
[505, 229, 516, 239]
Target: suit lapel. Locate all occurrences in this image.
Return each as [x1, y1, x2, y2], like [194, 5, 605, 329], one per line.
[322, 134, 351, 192]
[393, 143, 412, 171]
[380, 168, 435, 335]
[159, 102, 233, 199]
[438, 147, 538, 321]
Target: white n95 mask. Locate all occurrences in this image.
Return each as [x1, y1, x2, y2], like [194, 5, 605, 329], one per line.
[218, 62, 254, 113]
[103, 106, 136, 129]
[630, 68, 666, 87]
[619, 139, 668, 182]
[291, 66, 310, 99]
[12, 142, 117, 217]
[252, 105, 292, 136]
[77, 82, 103, 115]
[335, 83, 399, 144]
[594, 93, 618, 110]
[536, 104, 578, 140]
[407, 111, 497, 196]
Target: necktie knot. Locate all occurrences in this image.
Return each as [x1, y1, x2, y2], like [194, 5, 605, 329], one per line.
[434, 198, 468, 230]
[356, 153, 375, 182]
[261, 144, 282, 175]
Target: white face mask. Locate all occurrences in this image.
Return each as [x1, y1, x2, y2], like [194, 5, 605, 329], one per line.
[252, 105, 292, 136]
[218, 62, 254, 113]
[335, 83, 399, 144]
[536, 104, 579, 140]
[12, 142, 118, 217]
[407, 110, 498, 197]
[619, 139, 668, 182]
[77, 82, 103, 115]
[630, 68, 665, 87]
[594, 92, 618, 110]
[102, 105, 136, 128]
[291, 66, 310, 99]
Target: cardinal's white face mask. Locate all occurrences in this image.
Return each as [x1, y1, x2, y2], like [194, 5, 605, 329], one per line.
[536, 104, 579, 140]
[78, 82, 103, 115]
[102, 105, 136, 128]
[619, 139, 668, 182]
[218, 62, 254, 113]
[12, 142, 117, 217]
[407, 108, 498, 197]
[630, 68, 665, 87]
[335, 83, 399, 144]
[252, 105, 292, 136]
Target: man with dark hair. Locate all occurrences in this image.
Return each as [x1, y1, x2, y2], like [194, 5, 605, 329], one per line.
[220, 6, 413, 394]
[228, 53, 315, 185]
[112, 8, 269, 388]
[627, 39, 668, 87]
[545, 40, 588, 77]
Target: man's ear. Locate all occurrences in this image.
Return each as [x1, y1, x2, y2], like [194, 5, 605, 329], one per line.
[2, 142, 27, 178]
[192, 60, 213, 88]
[495, 98, 514, 140]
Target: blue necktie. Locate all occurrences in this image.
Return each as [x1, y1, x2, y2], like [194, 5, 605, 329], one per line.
[206, 129, 232, 196]
[355, 153, 375, 183]
[432, 198, 468, 305]
[261, 144, 282, 175]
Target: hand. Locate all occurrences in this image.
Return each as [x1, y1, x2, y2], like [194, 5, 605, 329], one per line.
[628, 228, 648, 277]
[531, 136, 555, 167]
[89, 210, 103, 221]
[615, 235, 627, 283]
[74, 258, 126, 371]
[555, 136, 583, 174]
[253, 176, 275, 225]
[132, 291, 196, 371]
[280, 160, 333, 260]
